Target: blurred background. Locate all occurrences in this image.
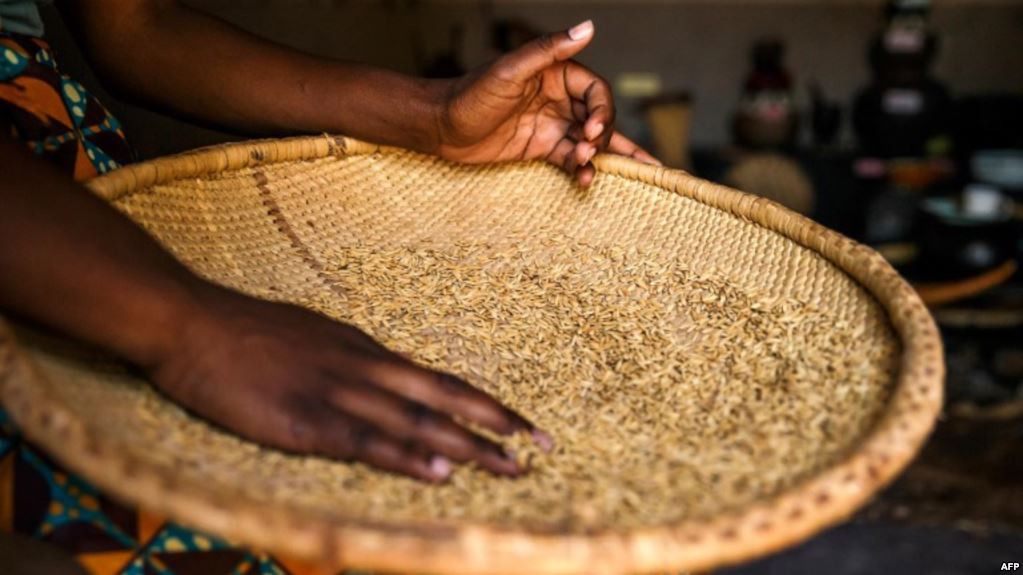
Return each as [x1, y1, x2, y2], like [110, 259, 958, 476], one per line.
[40, 0, 1023, 571]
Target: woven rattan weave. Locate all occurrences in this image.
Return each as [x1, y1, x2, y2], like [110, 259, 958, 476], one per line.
[0, 135, 943, 574]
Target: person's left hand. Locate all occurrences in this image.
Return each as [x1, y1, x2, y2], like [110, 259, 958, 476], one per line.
[433, 20, 659, 187]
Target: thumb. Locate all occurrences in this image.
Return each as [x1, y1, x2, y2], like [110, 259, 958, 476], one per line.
[493, 20, 595, 85]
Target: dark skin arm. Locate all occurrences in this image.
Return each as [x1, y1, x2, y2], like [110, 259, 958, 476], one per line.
[3, 1, 653, 480]
[57, 0, 657, 185]
[0, 135, 547, 481]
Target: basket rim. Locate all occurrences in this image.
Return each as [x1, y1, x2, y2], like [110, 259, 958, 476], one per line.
[0, 134, 944, 574]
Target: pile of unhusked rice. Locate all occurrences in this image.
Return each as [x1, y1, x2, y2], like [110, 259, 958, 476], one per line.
[73, 234, 896, 531]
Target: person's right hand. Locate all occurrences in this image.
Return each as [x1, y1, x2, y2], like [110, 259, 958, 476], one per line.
[148, 286, 550, 482]
[433, 20, 659, 186]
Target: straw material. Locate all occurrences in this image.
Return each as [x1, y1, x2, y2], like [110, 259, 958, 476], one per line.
[0, 135, 944, 574]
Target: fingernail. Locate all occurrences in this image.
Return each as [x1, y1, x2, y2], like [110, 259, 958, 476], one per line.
[591, 122, 604, 139]
[568, 20, 594, 41]
[429, 455, 453, 480]
[501, 450, 523, 474]
[532, 429, 555, 452]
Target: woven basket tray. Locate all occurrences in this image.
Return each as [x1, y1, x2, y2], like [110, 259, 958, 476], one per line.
[0, 135, 943, 574]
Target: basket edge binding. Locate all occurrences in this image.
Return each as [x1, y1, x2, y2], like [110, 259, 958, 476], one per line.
[0, 135, 944, 575]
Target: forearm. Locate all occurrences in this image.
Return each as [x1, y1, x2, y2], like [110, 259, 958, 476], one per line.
[60, 0, 446, 152]
[0, 136, 216, 368]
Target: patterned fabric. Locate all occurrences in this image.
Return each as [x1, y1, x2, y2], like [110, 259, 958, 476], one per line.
[1, 33, 133, 181]
[0, 32, 343, 575]
[0, 409, 332, 574]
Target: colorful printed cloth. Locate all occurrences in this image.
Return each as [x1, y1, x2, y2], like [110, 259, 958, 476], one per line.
[0, 32, 342, 575]
[1, 33, 133, 180]
[0, 410, 334, 574]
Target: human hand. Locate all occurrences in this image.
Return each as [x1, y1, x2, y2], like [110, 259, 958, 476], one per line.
[434, 20, 659, 186]
[149, 287, 550, 482]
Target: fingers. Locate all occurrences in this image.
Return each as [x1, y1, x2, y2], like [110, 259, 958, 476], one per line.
[576, 164, 596, 187]
[324, 381, 521, 476]
[608, 131, 662, 166]
[288, 400, 453, 483]
[548, 120, 596, 181]
[541, 129, 659, 185]
[573, 138, 597, 168]
[491, 20, 615, 183]
[491, 20, 595, 87]
[563, 61, 615, 147]
[357, 359, 551, 449]
[545, 136, 598, 187]
[572, 142, 598, 187]
[544, 137, 579, 174]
